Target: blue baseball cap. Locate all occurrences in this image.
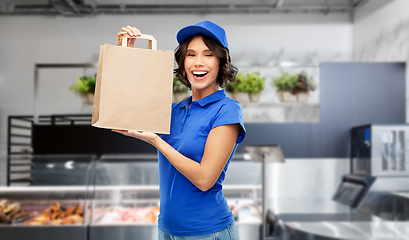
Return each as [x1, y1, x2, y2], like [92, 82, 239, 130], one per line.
[176, 21, 229, 52]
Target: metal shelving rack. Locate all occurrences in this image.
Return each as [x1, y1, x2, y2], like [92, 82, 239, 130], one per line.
[7, 115, 93, 186]
[4, 63, 97, 185]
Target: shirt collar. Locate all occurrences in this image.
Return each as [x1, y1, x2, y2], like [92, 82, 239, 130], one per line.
[179, 90, 226, 108]
[196, 90, 226, 107]
[179, 96, 191, 109]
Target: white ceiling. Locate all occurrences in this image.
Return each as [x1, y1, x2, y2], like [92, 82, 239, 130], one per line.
[0, 0, 370, 16]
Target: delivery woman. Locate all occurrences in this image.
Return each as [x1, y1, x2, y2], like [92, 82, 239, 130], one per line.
[113, 21, 246, 240]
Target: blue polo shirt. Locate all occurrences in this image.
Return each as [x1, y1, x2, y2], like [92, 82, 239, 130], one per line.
[158, 90, 246, 236]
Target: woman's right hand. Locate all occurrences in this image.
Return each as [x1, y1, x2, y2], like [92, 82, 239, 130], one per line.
[116, 25, 142, 47]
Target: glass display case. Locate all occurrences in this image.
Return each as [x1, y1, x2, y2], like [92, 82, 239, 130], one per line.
[89, 153, 262, 240]
[223, 154, 263, 239]
[89, 154, 160, 240]
[1, 153, 263, 240]
[0, 154, 96, 240]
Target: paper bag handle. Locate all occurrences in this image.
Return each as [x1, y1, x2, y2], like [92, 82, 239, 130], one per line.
[121, 34, 157, 50]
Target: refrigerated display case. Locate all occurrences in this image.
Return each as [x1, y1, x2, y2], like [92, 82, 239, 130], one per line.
[1, 153, 264, 240]
[88, 154, 159, 240]
[88, 153, 262, 240]
[0, 154, 96, 240]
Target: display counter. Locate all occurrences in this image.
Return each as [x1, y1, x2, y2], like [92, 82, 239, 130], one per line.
[0, 154, 262, 240]
[89, 154, 262, 240]
[0, 155, 95, 240]
[0, 186, 89, 240]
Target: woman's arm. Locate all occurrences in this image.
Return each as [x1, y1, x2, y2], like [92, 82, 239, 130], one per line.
[113, 123, 240, 191]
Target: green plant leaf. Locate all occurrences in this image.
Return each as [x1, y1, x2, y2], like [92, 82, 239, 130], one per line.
[272, 70, 316, 94]
[173, 76, 189, 93]
[228, 71, 265, 94]
[69, 76, 96, 95]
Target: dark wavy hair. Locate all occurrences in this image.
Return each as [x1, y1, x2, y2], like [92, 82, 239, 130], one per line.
[174, 34, 238, 89]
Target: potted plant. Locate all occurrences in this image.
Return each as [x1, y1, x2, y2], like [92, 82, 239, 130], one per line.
[292, 71, 317, 103]
[173, 76, 189, 103]
[272, 71, 317, 103]
[240, 71, 266, 103]
[272, 72, 298, 103]
[69, 75, 96, 104]
[226, 73, 247, 103]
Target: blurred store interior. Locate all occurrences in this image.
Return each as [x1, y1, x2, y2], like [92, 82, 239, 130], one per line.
[1, 0, 409, 239]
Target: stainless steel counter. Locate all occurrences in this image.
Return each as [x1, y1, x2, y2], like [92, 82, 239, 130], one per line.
[272, 194, 409, 240]
[266, 159, 409, 240]
[392, 192, 409, 199]
[283, 217, 409, 240]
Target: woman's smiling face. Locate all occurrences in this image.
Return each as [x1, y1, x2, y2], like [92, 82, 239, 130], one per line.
[184, 36, 220, 99]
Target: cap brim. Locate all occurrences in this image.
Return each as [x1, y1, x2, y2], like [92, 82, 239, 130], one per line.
[177, 25, 221, 46]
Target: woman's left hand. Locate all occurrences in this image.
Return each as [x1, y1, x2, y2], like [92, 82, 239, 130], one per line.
[112, 129, 159, 145]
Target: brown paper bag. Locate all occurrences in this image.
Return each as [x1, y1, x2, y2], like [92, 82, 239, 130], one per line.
[92, 34, 174, 134]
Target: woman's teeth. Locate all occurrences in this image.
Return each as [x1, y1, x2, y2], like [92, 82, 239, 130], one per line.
[193, 71, 208, 77]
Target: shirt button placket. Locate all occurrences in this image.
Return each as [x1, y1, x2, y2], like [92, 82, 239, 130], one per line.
[179, 105, 190, 135]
